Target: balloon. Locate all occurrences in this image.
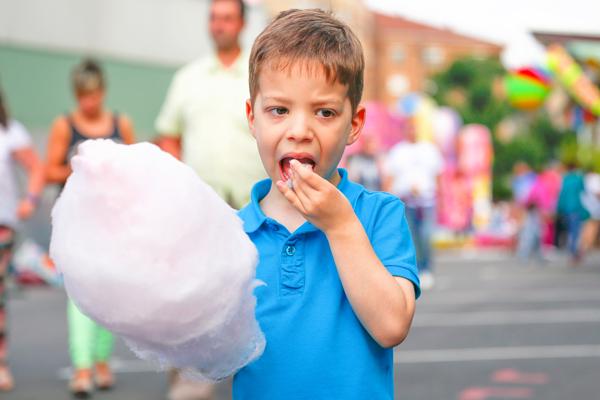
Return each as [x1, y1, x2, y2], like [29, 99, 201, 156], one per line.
[504, 67, 551, 110]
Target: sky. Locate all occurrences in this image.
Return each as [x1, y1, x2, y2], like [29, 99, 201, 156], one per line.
[364, 0, 600, 69]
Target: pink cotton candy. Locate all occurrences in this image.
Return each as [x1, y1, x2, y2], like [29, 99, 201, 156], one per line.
[50, 139, 265, 380]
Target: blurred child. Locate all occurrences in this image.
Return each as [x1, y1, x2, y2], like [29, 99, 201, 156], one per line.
[234, 9, 419, 398]
[45, 59, 135, 397]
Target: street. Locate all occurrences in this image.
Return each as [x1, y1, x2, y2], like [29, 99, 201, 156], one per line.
[4, 249, 600, 399]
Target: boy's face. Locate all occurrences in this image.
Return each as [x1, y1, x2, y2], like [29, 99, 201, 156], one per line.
[246, 63, 365, 186]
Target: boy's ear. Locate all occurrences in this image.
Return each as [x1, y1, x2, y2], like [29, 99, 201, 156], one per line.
[245, 99, 256, 138]
[346, 104, 366, 146]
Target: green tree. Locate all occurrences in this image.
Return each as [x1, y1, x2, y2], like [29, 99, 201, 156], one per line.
[431, 56, 511, 129]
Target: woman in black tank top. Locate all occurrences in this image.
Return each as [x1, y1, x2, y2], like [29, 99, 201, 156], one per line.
[63, 112, 124, 166]
[45, 59, 135, 397]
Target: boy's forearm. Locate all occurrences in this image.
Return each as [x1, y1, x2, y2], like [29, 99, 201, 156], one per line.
[325, 217, 415, 348]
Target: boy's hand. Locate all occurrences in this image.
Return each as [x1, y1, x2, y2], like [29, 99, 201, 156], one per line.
[276, 159, 356, 234]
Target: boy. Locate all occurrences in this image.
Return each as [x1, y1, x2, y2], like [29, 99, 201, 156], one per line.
[236, 9, 420, 399]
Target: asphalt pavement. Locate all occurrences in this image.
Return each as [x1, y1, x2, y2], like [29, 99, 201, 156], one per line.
[4, 249, 600, 400]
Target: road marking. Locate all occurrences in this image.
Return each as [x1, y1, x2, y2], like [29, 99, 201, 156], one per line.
[412, 309, 600, 327]
[394, 345, 600, 364]
[458, 386, 534, 400]
[491, 368, 549, 385]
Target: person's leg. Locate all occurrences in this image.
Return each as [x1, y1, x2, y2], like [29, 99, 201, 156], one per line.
[516, 214, 535, 262]
[518, 211, 543, 263]
[405, 206, 424, 271]
[580, 219, 600, 255]
[566, 213, 583, 262]
[93, 325, 115, 390]
[94, 326, 114, 364]
[168, 372, 215, 400]
[419, 205, 436, 273]
[408, 205, 435, 289]
[553, 214, 565, 248]
[67, 299, 95, 395]
[532, 212, 544, 263]
[0, 227, 14, 391]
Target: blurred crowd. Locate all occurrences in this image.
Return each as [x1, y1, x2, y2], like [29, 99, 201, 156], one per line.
[510, 160, 600, 265]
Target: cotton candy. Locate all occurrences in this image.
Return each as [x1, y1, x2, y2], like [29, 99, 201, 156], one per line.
[50, 139, 265, 380]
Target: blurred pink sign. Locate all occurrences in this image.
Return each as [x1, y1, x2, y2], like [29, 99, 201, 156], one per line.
[458, 124, 493, 174]
[345, 101, 405, 157]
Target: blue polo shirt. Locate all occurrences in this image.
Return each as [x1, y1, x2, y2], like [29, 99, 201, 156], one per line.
[234, 169, 420, 400]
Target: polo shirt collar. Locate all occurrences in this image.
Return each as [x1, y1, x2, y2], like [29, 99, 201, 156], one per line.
[241, 178, 271, 234]
[242, 168, 363, 234]
[207, 50, 246, 76]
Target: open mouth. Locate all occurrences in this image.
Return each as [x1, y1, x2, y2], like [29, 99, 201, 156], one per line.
[279, 155, 316, 181]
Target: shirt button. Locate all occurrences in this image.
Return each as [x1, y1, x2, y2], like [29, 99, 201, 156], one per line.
[285, 245, 296, 256]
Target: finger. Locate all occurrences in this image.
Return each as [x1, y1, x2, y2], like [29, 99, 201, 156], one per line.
[289, 168, 318, 206]
[276, 180, 307, 214]
[290, 159, 323, 191]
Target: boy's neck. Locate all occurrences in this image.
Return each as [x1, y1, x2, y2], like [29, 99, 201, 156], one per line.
[260, 185, 306, 233]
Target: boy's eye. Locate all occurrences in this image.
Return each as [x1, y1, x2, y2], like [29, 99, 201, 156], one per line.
[269, 107, 288, 116]
[317, 109, 336, 118]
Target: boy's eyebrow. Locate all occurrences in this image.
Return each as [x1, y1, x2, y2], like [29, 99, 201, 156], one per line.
[311, 98, 345, 108]
[262, 96, 292, 104]
[262, 95, 345, 108]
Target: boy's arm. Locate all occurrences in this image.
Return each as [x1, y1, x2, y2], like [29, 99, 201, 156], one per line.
[327, 219, 416, 348]
[277, 160, 416, 348]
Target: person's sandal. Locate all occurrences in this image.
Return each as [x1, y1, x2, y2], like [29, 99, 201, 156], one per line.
[0, 364, 14, 392]
[94, 362, 115, 391]
[69, 368, 93, 398]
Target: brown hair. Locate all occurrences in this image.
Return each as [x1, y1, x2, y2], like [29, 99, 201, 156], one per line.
[71, 58, 105, 93]
[249, 9, 364, 112]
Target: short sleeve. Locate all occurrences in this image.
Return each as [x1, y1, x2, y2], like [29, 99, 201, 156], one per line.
[155, 73, 184, 136]
[8, 120, 33, 151]
[370, 197, 421, 298]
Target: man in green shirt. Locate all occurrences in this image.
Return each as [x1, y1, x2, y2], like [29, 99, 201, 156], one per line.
[156, 0, 265, 209]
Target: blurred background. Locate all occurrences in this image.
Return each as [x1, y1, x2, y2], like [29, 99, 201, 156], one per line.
[1, 0, 600, 399]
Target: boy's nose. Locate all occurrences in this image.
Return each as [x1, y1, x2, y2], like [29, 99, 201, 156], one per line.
[286, 115, 314, 142]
